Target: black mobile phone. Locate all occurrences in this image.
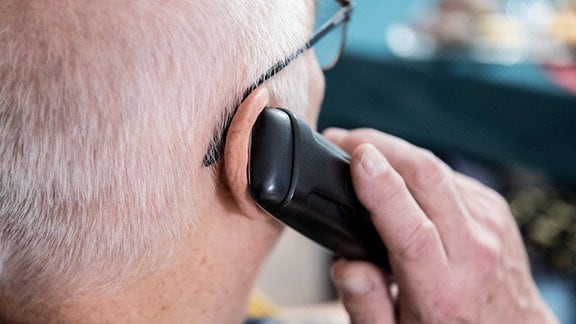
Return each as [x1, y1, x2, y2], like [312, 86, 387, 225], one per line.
[248, 107, 390, 271]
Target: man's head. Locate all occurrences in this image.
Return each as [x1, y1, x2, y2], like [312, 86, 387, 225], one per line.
[0, 0, 325, 321]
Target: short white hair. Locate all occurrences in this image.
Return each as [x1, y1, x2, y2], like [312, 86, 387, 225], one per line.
[0, 0, 313, 308]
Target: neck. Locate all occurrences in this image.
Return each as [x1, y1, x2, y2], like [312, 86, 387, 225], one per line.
[2, 201, 282, 323]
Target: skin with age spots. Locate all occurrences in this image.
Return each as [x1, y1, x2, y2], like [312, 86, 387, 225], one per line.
[0, 0, 558, 322]
[0, 0, 318, 321]
[327, 129, 558, 324]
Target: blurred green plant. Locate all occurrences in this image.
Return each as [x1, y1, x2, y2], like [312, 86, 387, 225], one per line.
[508, 185, 576, 274]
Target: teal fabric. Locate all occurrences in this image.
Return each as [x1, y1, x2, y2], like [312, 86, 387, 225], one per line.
[318, 55, 576, 185]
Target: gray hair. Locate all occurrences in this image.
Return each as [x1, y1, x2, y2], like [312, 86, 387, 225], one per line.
[0, 0, 313, 308]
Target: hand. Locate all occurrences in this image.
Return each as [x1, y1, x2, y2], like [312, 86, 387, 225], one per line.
[324, 128, 558, 324]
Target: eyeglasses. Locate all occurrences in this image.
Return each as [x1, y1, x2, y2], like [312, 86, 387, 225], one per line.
[242, 0, 353, 101]
[312, 0, 353, 70]
[203, 0, 353, 166]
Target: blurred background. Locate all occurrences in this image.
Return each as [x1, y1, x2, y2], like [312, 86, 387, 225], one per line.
[257, 0, 576, 322]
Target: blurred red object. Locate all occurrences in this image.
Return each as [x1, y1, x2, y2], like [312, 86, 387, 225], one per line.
[545, 63, 576, 94]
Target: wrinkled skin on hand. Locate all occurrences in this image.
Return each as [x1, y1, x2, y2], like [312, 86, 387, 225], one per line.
[325, 128, 559, 324]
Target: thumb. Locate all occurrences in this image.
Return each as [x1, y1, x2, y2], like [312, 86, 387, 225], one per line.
[331, 260, 396, 324]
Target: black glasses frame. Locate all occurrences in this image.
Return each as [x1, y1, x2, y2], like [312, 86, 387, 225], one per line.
[203, 0, 353, 166]
[241, 0, 353, 101]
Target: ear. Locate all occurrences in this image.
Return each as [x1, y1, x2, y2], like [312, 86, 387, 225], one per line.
[223, 88, 273, 220]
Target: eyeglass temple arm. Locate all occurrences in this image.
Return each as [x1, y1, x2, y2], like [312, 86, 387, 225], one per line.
[202, 2, 353, 167]
[242, 3, 353, 101]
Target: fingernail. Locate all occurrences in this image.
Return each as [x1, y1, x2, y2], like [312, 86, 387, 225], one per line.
[360, 145, 386, 177]
[336, 275, 374, 297]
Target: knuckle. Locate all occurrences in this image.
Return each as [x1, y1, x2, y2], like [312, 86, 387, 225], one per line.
[408, 149, 451, 190]
[394, 219, 438, 262]
[481, 189, 514, 234]
[489, 211, 510, 237]
[478, 239, 502, 265]
[485, 187, 510, 211]
[470, 230, 503, 276]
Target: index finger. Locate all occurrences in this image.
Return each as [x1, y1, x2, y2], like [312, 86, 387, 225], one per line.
[350, 143, 449, 280]
[326, 128, 475, 261]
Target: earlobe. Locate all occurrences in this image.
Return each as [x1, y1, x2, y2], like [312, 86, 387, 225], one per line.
[223, 88, 273, 219]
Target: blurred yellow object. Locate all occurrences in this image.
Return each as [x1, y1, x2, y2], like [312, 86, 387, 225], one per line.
[473, 14, 529, 64]
[551, 7, 576, 44]
[475, 14, 527, 45]
[247, 289, 278, 318]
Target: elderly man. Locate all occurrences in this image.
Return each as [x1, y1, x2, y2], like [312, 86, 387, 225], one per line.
[0, 0, 558, 323]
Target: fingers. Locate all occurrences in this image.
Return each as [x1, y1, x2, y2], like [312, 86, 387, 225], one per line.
[324, 128, 559, 323]
[331, 260, 395, 324]
[326, 128, 474, 260]
[350, 143, 449, 277]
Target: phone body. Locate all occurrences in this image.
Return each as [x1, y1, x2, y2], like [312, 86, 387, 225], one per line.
[248, 107, 390, 270]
